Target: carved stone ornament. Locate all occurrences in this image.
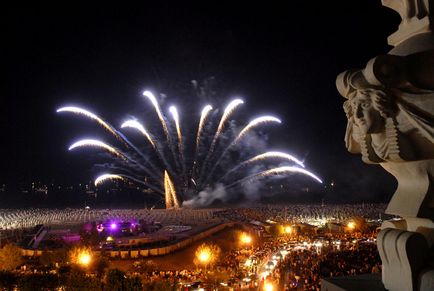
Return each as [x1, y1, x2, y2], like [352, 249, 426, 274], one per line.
[336, 55, 434, 165]
[335, 1, 434, 290]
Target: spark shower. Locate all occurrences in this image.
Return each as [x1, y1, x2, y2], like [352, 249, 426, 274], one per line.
[57, 90, 322, 208]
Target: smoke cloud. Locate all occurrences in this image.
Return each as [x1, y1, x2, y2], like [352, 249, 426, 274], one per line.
[182, 183, 227, 208]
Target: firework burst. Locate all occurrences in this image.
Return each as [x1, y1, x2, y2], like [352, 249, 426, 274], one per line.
[58, 88, 322, 208]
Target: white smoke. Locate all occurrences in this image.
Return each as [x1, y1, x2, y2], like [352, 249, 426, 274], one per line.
[182, 183, 227, 208]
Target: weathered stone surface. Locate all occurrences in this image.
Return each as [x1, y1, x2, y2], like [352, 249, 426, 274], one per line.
[336, 1, 434, 290]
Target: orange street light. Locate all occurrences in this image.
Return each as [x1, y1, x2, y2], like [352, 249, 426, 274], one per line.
[78, 252, 92, 267]
[69, 247, 93, 268]
[240, 233, 252, 245]
[284, 226, 292, 234]
[198, 249, 211, 264]
[264, 281, 274, 291]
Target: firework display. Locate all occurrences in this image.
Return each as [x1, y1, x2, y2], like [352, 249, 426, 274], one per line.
[58, 90, 322, 208]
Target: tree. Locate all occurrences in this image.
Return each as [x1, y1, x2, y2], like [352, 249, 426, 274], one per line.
[105, 268, 127, 291]
[125, 276, 143, 291]
[39, 250, 66, 267]
[0, 244, 23, 271]
[93, 256, 109, 279]
[18, 273, 59, 291]
[66, 267, 101, 290]
[194, 243, 221, 270]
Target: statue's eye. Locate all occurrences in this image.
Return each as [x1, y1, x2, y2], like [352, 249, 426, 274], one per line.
[361, 102, 370, 109]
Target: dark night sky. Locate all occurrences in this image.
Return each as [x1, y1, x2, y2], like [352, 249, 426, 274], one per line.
[3, 1, 399, 204]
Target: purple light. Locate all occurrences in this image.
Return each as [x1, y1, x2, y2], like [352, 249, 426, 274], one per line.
[110, 223, 117, 230]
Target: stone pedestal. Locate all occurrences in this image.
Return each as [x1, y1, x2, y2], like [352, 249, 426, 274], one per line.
[336, 1, 434, 290]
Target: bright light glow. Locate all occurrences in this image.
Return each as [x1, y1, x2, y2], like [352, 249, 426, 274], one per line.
[169, 106, 179, 124]
[69, 247, 92, 268]
[240, 232, 252, 245]
[244, 259, 252, 267]
[347, 221, 356, 230]
[94, 174, 124, 186]
[284, 226, 292, 234]
[110, 223, 117, 230]
[69, 139, 126, 160]
[260, 271, 269, 280]
[121, 119, 155, 148]
[199, 250, 210, 262]
[78, 253, 91, 266]
[195, 243, 219, 267]
[264, 282, 274, 291]
[106, 236, 113, 242]
[142, 91, 159, 109]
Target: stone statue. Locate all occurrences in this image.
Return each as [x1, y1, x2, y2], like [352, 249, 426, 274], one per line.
[335, 1, 434, 290]
[337, 67, 434, 164]
[337, 53, 434, 220]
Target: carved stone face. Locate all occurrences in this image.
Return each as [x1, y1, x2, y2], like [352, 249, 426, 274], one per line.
[351, 90, 384, 134]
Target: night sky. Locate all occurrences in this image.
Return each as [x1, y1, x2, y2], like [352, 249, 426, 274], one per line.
[3, 2, 400, 205]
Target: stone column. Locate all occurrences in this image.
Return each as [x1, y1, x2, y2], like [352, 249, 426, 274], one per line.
[336, 1, 434, 290]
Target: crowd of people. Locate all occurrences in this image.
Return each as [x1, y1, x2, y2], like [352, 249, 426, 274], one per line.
[0, 205, 387, 290]
[0, 208, 220, 230]
[214, 203, 388, 224]
[269, 234, 381, 290]
[118, 229, 382, 290]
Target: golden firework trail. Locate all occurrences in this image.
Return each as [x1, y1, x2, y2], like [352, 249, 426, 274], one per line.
[95, 173, 164, 195]
[56, 106, 125, 142]
[259, 166, 322, 183]
[202, 116, 281, 186]
[143, 91, 170, 140]
[218, 151, 305, 182]
[196, 105, 213, 148]
[57, 107, 114, 134]
[198, 99, 243, 184]
[247, 151, 304, 167]
[68, 139, 127, 160]
[211, 98, 244, 151]
[121, 119, 156, 149]
[229, 166, 323, 187]
[164, 170, 180, 209]
[169, 106, 183, 151]
[233, 116, 281, 145]
[59, 91, 323, 209]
